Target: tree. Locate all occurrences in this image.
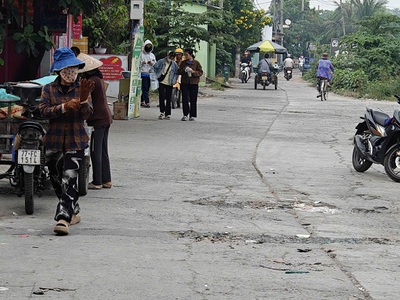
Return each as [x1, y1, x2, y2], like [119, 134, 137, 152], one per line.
[143, 0, 268, 74]
[0, 0, 99, 79]
[82, 0, 130, 53]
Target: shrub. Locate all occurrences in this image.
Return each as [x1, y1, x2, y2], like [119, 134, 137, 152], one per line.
[332, 69, 368, 95]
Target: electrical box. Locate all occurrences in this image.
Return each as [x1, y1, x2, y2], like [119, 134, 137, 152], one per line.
[130, 0, 144, 20]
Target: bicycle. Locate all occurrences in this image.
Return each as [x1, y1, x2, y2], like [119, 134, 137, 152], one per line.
[320, 78, 329, 101]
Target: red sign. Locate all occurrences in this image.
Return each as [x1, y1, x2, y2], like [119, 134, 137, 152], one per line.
[99, 57, 124, 81]
[72, 15, 82, 39]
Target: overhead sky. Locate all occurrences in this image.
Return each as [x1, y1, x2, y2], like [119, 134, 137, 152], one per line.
[309, 0, 399, 10]
[254, 0, 399, 11]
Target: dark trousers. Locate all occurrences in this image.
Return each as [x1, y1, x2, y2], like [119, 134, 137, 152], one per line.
[141, 76, 151, 105]
[90, 125, 111, 186]
[181, 83, 198, 118]
[158, 83, 173, 116]
[47, 149, 84, 222]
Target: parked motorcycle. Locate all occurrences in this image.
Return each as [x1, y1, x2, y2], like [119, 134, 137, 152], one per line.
[284, 67, 293, 81]
[14, 121, 48, 214]
[0, 80, 90, 214]
[240, 63, 250, 83]
[254, 63, 279, 90]
[352, 95, 400, 182]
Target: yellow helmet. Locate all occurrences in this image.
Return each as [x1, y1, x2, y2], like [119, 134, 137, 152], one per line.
[175, 48, 184, 54]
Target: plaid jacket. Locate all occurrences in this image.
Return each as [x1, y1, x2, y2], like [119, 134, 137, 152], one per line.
[39, 77, 93, 151]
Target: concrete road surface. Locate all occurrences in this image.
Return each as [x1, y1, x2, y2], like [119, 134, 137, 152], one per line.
[1, 69, 399, 299]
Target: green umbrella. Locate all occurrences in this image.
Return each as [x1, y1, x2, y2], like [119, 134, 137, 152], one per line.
[247, 40, 287, 54]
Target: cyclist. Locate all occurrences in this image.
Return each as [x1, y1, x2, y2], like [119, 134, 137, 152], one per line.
[316, 53, 334, 98]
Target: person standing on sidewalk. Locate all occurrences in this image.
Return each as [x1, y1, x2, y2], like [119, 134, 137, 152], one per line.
[140, 40, 156, 108]
[40, 47, 94, 235]
[77, 53, 113, 190]
[153, 50, 178, 120]
[178, 48, 203, 121]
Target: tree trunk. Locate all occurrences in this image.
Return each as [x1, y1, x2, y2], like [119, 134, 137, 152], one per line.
[235, 44, 241, 78]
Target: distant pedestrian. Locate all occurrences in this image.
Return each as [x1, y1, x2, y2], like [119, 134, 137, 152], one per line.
[140, 40, 156, 108]
[178, 48, 203, 121]
[77, 53, 113, 190]
[153, 50, 178, 120]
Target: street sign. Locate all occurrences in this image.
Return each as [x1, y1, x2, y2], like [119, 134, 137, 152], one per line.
[331, 38, 339, 56]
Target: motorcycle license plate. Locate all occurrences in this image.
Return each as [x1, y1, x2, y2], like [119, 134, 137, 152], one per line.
[261, 76, 267, 80]
[18, 149, 40, 165]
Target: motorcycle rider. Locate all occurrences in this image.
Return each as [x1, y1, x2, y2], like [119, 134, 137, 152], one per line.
[316, 53, 334, 98]
[283, 54, 295, 78]
[240, 50, 252, 76]
[257, 53, 271, 79]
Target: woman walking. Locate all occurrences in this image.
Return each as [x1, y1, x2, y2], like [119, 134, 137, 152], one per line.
[178, 48, 203, 121]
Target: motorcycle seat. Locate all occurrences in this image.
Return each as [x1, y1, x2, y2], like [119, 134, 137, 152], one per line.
[368, 108, 390, 126]
[18, 121, 46, 135]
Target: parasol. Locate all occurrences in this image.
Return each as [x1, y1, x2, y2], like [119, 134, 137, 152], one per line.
[247, 40, 287, 54]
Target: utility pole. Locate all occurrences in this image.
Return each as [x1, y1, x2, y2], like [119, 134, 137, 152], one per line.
[273, 0, 276, 43]
[301, 0, 304, 11]
[280, 0, 284, 45]
[340, 0, 346, 35]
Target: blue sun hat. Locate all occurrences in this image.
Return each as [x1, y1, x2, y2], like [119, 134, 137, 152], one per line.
[50, 47, 85, 74]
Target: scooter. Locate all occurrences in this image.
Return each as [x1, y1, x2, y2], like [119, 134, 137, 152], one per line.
[284, 67, 293, 81]
[240, 63, 250, 83]
[14, 121, 48, 214]
[352, 95, 400, 182]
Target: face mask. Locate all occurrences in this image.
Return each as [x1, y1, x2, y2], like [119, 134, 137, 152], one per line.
[60, 67, 79, 84]
[145, 46, 151, 52]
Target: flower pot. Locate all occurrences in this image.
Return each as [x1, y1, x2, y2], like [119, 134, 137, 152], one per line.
[94, 47, 107, 54]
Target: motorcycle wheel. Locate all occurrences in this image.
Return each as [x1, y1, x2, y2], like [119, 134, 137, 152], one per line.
[24, 172, 34, 215]
[78, 156, 90, 196]
[263, 81, 266, 90]
[352, 145, 372, 172]
[384, 146, 400, 182]
[254, 78, 257, 89]
[241, 73, 245, 83]
[274, 77, 278, 90]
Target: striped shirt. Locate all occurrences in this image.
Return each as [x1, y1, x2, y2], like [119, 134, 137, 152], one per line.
[39, 77, 93, 151]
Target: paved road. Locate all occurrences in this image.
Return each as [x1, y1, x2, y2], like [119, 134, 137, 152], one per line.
[1, 69, 399, 299]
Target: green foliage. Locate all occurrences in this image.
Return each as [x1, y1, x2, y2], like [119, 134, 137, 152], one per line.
[12, 25, 55, 57]
[332, 69, 368, 93]
[362, 79, 400, 100]
[82, 0, 129, 52]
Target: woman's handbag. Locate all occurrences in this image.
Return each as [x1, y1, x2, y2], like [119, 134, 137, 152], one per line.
[158, 62, 172, 82]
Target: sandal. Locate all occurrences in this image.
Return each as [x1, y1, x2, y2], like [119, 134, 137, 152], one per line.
[54, 219, 70, 235]
[70, 214, 81, 225]
[88, 182, 102, 190]
[102, 182, 112, 189]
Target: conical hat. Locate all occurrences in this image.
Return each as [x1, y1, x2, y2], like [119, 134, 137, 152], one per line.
[77, 53, 103, 73]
